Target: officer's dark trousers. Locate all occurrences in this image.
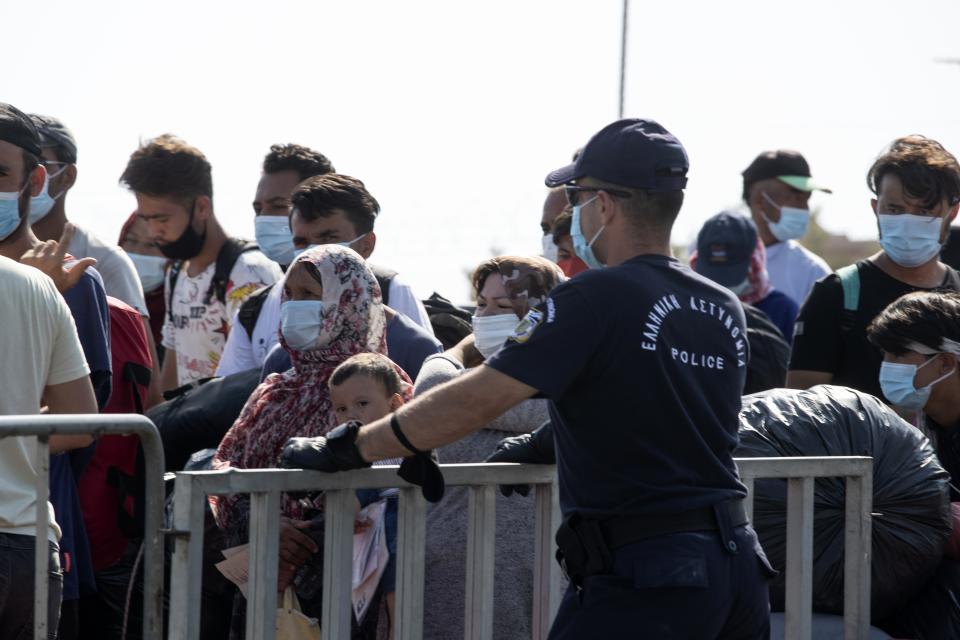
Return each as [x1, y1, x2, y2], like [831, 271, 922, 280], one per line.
[548, 524, 774, 640]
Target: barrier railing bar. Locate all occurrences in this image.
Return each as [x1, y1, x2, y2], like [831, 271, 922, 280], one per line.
[395, 488, 427, 640]
[737, 456, 871, 480]
[247, 491, 281, 640]
[34, 435, 50, 640]
[464, 485, 496, 640]
[532, 479, 561, 640]
[0, 415, 165, 640]
[784, 477, 815, 640]
[844, 470, 873, 640]
[322, 489, 355, 640]
[169, 472, 206, 640]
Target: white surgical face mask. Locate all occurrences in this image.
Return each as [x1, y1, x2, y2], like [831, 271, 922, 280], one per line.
[877, 213, 944, 268]
[280, 300, 326, 351]
[472, 313, 520, 360]
[128, 253, 167, 293]
[761, 192, 810, 242]
[541, 234, 559, 263]
[29, 166, 67, 224]
[0, 186, 25, 242]
[879, 356, 955, 412]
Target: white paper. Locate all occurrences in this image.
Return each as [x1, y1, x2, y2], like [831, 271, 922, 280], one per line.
[352, 499, 390, 622]
[215, 544, 250, 598]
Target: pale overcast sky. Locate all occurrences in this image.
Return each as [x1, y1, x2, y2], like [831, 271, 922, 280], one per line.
[6, 0, 960, 300]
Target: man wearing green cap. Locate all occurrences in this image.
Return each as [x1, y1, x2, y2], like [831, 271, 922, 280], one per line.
[742, 149, 833, 306]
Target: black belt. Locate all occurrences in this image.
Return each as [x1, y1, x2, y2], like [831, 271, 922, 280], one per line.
[599, 499, 749, 550]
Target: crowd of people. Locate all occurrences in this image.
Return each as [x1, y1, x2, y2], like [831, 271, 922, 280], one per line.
[3, 95, 960, 639]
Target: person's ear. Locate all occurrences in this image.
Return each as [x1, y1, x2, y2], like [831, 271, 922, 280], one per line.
[939, 353, 957, 375]
[29, 164, 46, 197]
[358, 231, 376, 260]
[870, 198, 878, 216]
[388, 392, 405, 412]
[598, 190, 618, 226]
[59, 164, 78, 193]
[194, 195, 213, 222]
[947, 202, 959, 225]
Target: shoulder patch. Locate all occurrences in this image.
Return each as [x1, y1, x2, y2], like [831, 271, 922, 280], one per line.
[508, 309, 544, 344]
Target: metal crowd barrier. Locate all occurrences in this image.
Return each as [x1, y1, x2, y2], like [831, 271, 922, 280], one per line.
[167, 456, 872, 640]
[0, 414, 165, 640]
[738, 456, 873, 640]
[167, 464, 562, 640]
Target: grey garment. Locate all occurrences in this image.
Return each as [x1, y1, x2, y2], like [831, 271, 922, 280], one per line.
[414, 354, 549, 640]
[0, 534, 63, 640]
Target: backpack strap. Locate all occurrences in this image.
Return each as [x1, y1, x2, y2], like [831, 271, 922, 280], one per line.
[237, 284, 275, 341]
[205, 238, 259, 306]
[836, 263, 860, 332]
[369, 264, 398, 307]
[167, 260, 184, 323]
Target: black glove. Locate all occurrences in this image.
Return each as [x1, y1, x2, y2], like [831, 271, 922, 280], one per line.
[390, 415, 445, 503]
[281, 421, 371, 472]
[485, 421, 556, 497]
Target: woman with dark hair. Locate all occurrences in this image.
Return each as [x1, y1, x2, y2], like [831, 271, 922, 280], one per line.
[414, 255, 564, 640]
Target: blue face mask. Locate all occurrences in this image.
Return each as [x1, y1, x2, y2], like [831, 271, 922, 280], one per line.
[762, 192, 810, 242]
[29, 167, 67, 224]
[254, 215, 296, 266]
[879, 356, 955, 411]
[0, 185, 26, 242]
[878, 213, 944, 268]
[128, 253, 168, 293]
[280, 299, 326, 351]
[571, 196, 604, 269]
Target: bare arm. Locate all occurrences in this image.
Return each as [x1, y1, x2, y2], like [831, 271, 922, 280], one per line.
[44, 376, 98, 453]
[355, 365, 537, 461]
[142, 317, 164, 408]
[785, 370, 834, 390]
[160, 348, 179, 394]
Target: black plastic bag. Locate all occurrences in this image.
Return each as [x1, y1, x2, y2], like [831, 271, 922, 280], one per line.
[735, 385, 951, 619]
[876, 558, 960, 640]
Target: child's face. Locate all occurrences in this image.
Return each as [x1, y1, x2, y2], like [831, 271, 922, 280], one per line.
[330, 374, 403, 425]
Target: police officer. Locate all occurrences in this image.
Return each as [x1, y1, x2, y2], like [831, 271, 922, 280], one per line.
[282, 119, 774, 638]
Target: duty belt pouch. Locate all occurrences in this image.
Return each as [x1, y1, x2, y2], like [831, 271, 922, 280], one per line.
[555, 514, 612, 588]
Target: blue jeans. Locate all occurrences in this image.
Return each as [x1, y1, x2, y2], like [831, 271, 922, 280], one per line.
[0, 532, 63, 640]
[548, 525, 773, 640]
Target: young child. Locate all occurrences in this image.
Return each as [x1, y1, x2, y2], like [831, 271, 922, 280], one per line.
[329, 352, 411, 638]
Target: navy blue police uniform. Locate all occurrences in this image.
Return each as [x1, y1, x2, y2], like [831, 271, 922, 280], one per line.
[486, 255, 774, 639]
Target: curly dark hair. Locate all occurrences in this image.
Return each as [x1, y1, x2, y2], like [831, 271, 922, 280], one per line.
[263, 144, 334, 182]
[868, 291, 960, 356]
[119, 134, 212, 202]
[867, 135, 960, 209]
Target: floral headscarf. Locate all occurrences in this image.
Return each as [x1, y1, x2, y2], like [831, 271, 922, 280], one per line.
[689, 237, 772, 305]
[471, 256, 566, 319]
[212, 244, 388, 528]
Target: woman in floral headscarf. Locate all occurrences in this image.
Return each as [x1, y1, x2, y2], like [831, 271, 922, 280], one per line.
[211, 244, 390, 636]
[415, 255, 564, 640]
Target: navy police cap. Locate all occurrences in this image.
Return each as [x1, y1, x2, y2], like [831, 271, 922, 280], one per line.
[545, 118, 689, 191]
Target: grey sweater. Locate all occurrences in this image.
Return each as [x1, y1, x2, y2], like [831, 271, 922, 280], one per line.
[415, 354, 549, 640]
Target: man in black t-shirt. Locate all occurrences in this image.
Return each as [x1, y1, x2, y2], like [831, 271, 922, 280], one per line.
[789, 135, 960, 399]
[281, 119, 774, 639]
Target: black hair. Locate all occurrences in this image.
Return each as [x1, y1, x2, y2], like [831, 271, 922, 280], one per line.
[867, 291, 960, 356]
[552, 208, 573, 243]
[867, 135, 960, 209]
[263, 144, 334, 182]
[290, 173, 379, 235]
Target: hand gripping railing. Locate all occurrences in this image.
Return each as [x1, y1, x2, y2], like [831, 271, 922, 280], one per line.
[168, 456, 871, 640]
[0, 414, 165, 640]
[737, 456, 873, 640]
[167, 463, 562, 640]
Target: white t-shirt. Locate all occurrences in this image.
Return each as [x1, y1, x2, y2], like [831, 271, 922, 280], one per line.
[385, 273, 434, 336]
[68, 223, 148, 316]
[162, 249, 282, 386]
[765, 240, 831, 307]
[0, 257, 90, 542]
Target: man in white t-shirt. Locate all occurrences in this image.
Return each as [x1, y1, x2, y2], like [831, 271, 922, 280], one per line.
[28, 114, 166, 407]
[742, 150, 833, 306]
[0, 102, 99, 638]
[120, 134, 282, 390]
